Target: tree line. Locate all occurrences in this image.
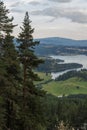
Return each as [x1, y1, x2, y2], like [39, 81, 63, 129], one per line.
[37, 58, 82, 73]
[55, 69, 87, 81]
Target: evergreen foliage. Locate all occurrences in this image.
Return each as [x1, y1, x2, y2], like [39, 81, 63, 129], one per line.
[0, 1, 20, 129]
[55, 69, 87, 81]
[17, 11, 45, 130]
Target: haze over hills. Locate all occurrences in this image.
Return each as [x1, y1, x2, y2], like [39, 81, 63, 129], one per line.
[14, 37, 87, 47]
[34, 37, 87, 56]
[36, 37, 87, 47]
[14, 37, 87, 56]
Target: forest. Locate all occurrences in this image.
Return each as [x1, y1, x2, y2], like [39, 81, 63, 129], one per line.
[0, 1, 87, 130]
[37, 57, 83, 73]
[56, 69, 87, 81]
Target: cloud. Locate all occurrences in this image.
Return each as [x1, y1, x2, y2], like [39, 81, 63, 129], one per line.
[65, 9, 87, 23]
[31, 7, 87, 24]
[29, 1, 40, 5]
[11, 8, 24, 13]
[48, 0, 72, 3]
[10, 2, 21, 7]
[10, 1, 25, 13]
[31, 7, 61, 17]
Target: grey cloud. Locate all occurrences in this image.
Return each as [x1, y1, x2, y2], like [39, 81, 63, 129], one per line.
[48, 0, 72, 3]
[10, 2, 21, 7]
[11, 8, 24, 13]
[31, 7, 62, 17]
[29, 1, 40, 5]
[43, 3, 49, 6]
[31, 7, 87, 24]
[65, 10, 87, 23]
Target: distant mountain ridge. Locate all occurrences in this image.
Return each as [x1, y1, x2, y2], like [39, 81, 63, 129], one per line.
[13, 37, 87, 56]
[36, 37, 87, 47]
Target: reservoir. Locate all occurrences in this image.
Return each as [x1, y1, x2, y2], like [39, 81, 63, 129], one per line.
[51, 55, 87, 79]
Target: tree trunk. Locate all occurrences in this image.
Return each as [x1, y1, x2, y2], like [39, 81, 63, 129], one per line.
[6, 99, 14, 130]
[23, 59, 27, 130]
[23, 61, 27, 107]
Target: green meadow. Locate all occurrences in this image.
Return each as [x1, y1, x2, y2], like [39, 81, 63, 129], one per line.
[36, 72, 87, 96]
[34, 72, 51, 84]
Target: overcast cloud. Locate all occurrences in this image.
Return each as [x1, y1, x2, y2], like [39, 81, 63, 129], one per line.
[48, 0, 72, 3]
[11, 8, 24, 13]
[3, 0, 87, 40]
[31, 7, 87, 23]
[29, 1, 40, 5]
[10, 2, 22, 7]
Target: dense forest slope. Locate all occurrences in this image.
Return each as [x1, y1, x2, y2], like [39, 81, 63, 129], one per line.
[34, 37, 87, 56]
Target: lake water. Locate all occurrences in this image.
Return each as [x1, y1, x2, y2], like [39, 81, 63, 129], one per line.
[51, 55, 87, 79]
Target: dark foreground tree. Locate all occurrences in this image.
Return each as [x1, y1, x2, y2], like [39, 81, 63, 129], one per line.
[0, 1, 20, 130]
[18, 12, 45, 130]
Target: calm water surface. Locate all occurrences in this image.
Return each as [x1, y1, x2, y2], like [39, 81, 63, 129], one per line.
[51, 55, 87, 79]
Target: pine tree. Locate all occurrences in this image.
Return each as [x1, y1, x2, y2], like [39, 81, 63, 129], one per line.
[3, 34, 21, 130]
[0, 1, 20, 130]
[18, 12, 45, 130]
[0, 1, 15, 33]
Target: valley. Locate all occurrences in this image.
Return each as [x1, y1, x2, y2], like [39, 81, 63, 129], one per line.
[35, 37, 87, 97]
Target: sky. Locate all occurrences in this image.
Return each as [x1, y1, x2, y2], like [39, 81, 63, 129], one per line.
[3, 0, 87, 40]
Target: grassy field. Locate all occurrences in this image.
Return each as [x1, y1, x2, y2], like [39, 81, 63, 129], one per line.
[35, 72, 87, 96]
[43, 77, 87, 96]
[34, 72, 52, 84]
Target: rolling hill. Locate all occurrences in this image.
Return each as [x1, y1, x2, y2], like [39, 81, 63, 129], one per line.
[14, 37, 87, 56]
[35, 37, 87, 56]
[36, 37, 87, 46]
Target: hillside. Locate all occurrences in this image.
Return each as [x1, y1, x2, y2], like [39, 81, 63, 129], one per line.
[37, 57, 83, 73]
[36, 37, 87, 46]
[35, 37, 87, 56]
[43, 77, 87, 96]
[35, 71, 87, 97]
[13, 37, 87, 56]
